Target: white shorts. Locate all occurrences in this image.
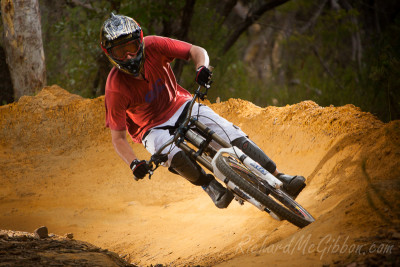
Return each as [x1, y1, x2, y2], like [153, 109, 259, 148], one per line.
[142, 101, 247, 167]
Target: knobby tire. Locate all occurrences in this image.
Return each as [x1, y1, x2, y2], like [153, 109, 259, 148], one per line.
[216, 154, 314, 228]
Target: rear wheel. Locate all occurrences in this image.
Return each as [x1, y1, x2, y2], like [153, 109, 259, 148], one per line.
[216, 153, 314, 228]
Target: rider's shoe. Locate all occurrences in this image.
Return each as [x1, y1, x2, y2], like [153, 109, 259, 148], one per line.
[202, 176, 234, 209]
[276, 173, 306, 200]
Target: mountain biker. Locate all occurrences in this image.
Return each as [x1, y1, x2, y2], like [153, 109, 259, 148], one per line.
[100, 13, 306, 209]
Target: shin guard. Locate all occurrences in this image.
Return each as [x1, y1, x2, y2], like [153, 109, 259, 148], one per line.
[231, 136, 277, 174]
[169, 151, 213, 186]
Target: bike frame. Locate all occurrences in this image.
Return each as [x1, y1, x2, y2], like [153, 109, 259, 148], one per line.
[149, 86, 283, 190]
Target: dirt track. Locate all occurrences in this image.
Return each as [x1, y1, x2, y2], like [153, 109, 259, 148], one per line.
[1, 85, 399, 266]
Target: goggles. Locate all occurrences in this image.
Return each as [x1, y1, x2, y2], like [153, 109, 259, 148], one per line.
[108, 38, 141, 61]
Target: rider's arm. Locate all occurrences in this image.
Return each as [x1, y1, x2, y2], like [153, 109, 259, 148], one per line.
[111, 129, 137, 166]
[189, 45, 210, 69]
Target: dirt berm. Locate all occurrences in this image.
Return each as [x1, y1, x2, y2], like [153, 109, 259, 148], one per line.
[1, 85, 399, 266]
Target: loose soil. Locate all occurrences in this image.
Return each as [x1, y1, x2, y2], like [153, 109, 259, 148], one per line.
[1, 85, 399, 266]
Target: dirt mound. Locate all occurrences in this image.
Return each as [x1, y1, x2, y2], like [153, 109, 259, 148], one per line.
[0, 85, 107, 152]
[1, 85, 399, 266]
[0, 229, 135, 266]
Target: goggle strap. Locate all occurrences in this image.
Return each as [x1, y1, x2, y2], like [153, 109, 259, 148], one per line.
[100, 44, 109, 55]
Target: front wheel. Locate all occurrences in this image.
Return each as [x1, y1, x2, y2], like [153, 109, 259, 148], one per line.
[215, 153, 315, 228]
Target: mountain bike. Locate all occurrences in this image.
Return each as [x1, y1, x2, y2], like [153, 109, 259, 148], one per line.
[147, 86, 315, 228]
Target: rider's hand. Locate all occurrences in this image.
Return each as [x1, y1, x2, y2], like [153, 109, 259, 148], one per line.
[195, 66, 212, 88]
[130, 159, 150, 181]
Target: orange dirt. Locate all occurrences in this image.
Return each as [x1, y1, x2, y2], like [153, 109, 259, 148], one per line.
[1, 85, 399, 266]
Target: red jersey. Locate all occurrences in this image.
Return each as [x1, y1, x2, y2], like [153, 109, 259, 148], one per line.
[105, 36, 193, 143]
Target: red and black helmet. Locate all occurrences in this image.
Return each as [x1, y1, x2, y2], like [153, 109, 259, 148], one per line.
[100, 13, 144, 76]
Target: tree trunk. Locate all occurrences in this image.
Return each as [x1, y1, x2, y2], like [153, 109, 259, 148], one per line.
[1, 0, 46, 99]
[221, 0, 290, 55]
[0, 45, 14, 104]
[92, 0, 120, 96]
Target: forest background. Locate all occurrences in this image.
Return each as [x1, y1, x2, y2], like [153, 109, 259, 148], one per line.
[0, 0, 399, 122]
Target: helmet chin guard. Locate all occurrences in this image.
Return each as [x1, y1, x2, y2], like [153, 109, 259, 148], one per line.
[100, 13, 144, 76]
[113, 44, 145, 77]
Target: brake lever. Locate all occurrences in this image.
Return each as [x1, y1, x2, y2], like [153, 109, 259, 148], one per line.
[198, 88, 208, 101]
[147, 154, 169, 179]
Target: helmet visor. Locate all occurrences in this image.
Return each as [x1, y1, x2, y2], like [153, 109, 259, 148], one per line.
[110, 38, 141, 61]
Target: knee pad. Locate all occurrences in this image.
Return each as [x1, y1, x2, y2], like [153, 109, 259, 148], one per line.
[231, 136, 277, 174]
[169, 151, 213, 186]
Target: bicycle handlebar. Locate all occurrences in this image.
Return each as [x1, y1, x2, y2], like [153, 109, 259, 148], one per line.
[147, 85, 204, 173]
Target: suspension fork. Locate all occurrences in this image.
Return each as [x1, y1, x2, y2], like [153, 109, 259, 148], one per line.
[194, 119, 282, 188]
[177, 119, 231, 172]
[192, 118, 231, 148]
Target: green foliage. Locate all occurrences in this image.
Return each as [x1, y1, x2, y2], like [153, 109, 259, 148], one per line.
[38, 0, 400, 122]
[118, 0, 187, 35]
[178, 0, 231, 93]
[361, 17, 400, 121]
[43, 1, 111, 98]
[239, 0, 400, 122]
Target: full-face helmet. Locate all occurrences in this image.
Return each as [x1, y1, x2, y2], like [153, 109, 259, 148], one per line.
[100, 13, 144, 76]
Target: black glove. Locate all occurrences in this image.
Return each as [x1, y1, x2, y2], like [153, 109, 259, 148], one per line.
[130, 159, 150, 181]
[195, 66, 212, 88]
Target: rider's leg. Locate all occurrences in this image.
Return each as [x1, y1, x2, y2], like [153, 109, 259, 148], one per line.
[140, 101, 236, 208]
[189, 103, 306, 199]
[168, 150, 211, 186]
[142, 127, 233, 209]
[169, 151, 234, 208]
[231, 136, 306, 199]
[231, 137, 277, 174]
